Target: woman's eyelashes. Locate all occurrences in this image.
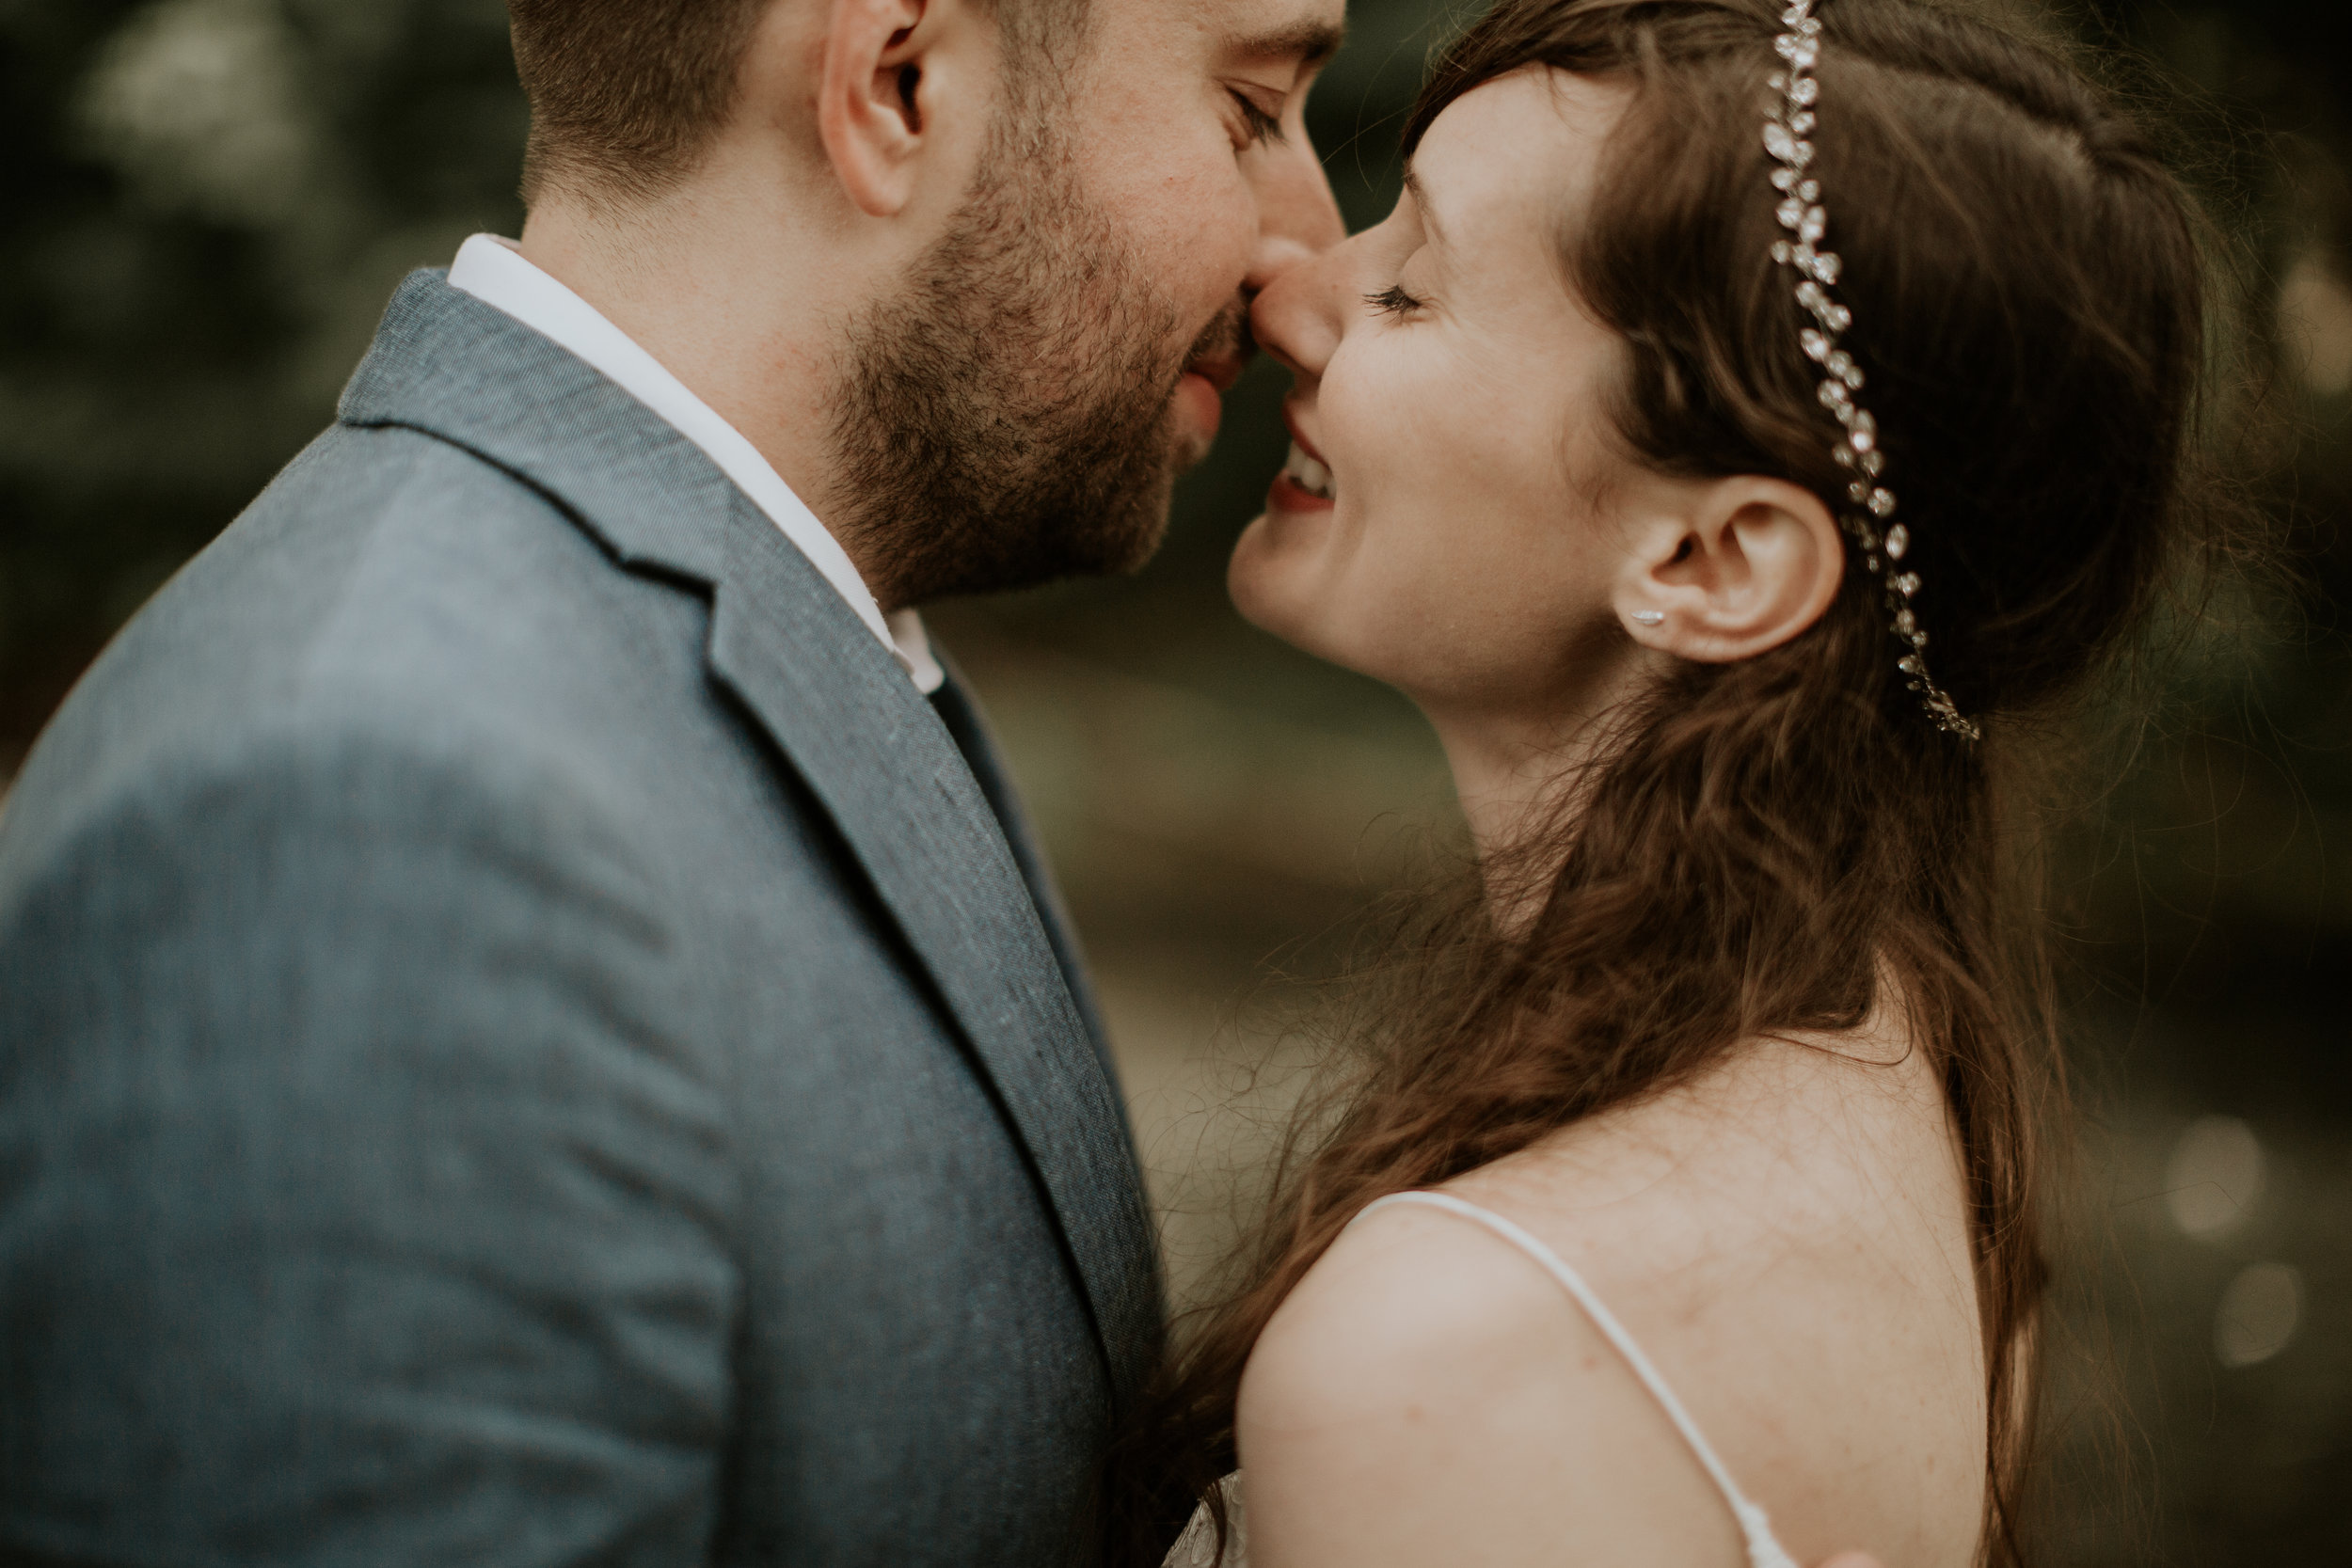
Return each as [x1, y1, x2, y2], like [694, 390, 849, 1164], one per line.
[1230, 89, 1287, 148]
[1366, 283, 1426, 318]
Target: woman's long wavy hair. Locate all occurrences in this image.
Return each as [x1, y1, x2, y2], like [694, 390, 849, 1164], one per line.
[1105, 1, 2225, 1563]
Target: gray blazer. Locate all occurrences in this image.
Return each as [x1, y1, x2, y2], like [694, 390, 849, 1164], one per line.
[0, 273, 1161, 1567]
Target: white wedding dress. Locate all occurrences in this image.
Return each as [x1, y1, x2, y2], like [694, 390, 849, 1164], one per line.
[1164, 1191, 1803, 1568]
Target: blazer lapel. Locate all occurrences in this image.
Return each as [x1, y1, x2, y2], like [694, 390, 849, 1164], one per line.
[704, 509, 1162, 1403]
[339, 272, 1163, 1405]
[926, 661, 1117, 1072]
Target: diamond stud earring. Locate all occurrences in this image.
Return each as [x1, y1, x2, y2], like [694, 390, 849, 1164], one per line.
[1631, 610, 1665, 626]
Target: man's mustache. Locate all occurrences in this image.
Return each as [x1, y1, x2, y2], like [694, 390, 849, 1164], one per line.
[1184, 296, 1256, 385]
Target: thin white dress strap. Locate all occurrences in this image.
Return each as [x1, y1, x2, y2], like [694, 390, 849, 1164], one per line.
[1353, 1191, 1804, 1568]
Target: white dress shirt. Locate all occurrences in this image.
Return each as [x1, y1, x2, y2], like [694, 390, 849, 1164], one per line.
[448, 233, 944, 694]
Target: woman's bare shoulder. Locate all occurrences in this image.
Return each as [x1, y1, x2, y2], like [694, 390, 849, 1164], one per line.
[1438, 1030, 1991, 1565]
[1237, 1030, 1989, 1567]
[1234, 1197, 1748, 1567]
[1457, 1026, 1976, 1290]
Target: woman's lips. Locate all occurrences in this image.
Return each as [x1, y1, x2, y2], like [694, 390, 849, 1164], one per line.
[1271, 405, 1336, 512]
[1282, 404, 1330, 467]
[1268, 471, 1333, 514]
[1271, 443, 1336, 511]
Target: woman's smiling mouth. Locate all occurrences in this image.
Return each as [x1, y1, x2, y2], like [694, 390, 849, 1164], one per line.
[1279, 440, 1335, 500]
[1270, 409, 1338, 510]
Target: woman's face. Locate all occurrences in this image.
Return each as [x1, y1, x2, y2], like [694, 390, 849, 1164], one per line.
[1232, 69, 1647, 721]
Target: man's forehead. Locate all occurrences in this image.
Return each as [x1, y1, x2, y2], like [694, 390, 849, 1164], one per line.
[1198, 0, 1347, 66]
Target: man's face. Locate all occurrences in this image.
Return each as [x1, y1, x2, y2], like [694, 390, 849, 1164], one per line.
[830, 0, 1347, 610]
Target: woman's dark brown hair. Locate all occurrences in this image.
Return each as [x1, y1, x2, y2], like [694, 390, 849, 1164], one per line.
[1107, 0, 2218, 1562]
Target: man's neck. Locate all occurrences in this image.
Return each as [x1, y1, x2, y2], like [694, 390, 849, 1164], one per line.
[517, 190, 873, 588]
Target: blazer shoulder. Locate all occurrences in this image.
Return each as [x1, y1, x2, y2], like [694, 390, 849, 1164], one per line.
[0, 685, 671, 926]
[3, 422, 709, 880]
[247, 418, 594, 569]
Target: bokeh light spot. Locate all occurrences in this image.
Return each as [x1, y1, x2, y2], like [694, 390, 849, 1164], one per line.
[2164, 1115, 2265, 1240]
[2280, 252, 2352, 396]
[2215, 1261, 2303, 1369]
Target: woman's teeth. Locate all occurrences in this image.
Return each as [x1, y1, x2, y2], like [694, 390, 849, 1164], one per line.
[1282, 441, 1335, 501]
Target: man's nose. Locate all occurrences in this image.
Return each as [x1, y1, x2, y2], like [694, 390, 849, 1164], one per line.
[1244, 137, 1346, 301]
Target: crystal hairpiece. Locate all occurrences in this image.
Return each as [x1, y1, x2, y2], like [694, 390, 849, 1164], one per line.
[1764, 0, 1979, 742]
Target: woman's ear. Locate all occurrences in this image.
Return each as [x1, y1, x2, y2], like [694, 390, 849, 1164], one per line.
[1613, 475, 1844, 662]
[815, 0, 968, 217]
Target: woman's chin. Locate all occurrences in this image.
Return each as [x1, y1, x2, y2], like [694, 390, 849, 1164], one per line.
[1229, 512, 1349, 665]
[1227, 513, 1302, 633]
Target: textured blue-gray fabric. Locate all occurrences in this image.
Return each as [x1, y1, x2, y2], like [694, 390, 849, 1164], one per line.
[0, 271, 1162, 1568]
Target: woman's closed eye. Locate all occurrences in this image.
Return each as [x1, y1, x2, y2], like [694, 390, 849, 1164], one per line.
[1366, 283, 1426, 318]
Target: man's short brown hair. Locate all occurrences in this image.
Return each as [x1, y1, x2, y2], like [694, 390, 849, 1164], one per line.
[508, 0, 1088, 205]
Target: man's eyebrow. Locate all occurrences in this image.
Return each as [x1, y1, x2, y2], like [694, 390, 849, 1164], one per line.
[1402, 164, 1447, 249]
[1224, 18, 1346, 70]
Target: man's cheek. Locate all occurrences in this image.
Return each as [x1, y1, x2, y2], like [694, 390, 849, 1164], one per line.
[1259, 148, 1346, 254]
[1093, 145, 1254, 291]
[1141, 195, 1256, 309]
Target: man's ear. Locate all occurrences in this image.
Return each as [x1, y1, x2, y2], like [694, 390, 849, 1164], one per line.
[816, 0, 984, 217]
[1613, 475, 1845, 662]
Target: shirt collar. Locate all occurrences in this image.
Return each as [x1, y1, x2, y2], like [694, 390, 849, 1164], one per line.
[447, 234, 943, 694]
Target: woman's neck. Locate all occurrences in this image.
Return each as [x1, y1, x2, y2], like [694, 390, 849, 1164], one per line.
[1428, 714, 1590, 859]
[1420, 644, 1657, 851]
[1421, 700, 1628, 932]
[1408, 632, 1663, 922]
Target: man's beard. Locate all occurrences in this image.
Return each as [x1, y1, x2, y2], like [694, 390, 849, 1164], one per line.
[826, 103, 1243, 610]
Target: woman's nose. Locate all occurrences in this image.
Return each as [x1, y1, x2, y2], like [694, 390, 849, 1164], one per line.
[1250, 238, 1347, 381]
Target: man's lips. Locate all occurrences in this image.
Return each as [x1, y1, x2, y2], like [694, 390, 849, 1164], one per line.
[1175, 341, 1251, 449]
[1183, 300, 1256, 394]
[1184, 353, 1248, 394]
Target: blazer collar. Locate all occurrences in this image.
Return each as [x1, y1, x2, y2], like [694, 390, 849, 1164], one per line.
[340, 270, 1163, 1404]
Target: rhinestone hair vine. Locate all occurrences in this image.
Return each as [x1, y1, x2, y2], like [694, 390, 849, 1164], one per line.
[1764, 0, 1979, 742]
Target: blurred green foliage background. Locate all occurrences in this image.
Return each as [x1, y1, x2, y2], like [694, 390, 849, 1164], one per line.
[2, 0, 2348, 1559]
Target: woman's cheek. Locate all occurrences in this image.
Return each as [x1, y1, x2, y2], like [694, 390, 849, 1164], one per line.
[1327, 345, 1444, 502]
